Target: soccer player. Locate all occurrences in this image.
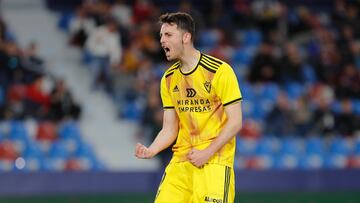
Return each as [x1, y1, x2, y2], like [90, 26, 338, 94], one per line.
[135, 12, 242, 203]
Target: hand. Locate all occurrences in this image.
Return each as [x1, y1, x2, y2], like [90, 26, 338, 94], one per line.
[135, 143, 155, 159]
[187, 148, 213, 168]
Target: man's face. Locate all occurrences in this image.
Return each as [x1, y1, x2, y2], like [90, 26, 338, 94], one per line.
[160, 23, 185, 61]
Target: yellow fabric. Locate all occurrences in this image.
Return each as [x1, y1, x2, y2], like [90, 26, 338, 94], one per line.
[160, 53, 242, 167]
[155, 162, 235, 203]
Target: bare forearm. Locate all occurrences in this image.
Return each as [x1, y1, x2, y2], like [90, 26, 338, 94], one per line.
[206, 119, 242, 156]
[148, 129, 177, 155]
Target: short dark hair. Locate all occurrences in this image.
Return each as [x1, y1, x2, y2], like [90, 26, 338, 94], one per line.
[159, 12, 195, 42]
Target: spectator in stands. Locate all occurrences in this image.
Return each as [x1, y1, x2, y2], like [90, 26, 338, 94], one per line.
[336, 63, 360, 99]
[335, 99, 360, 136]
[0, 84, 26, 120]
[85, 18, 122, 94]
[48, 79, 81, 122]
[132, 0, 156, 24]
[308, 84, 336, 136]
[312, 41, 341, 86]
[292, 95, 312, 136]
[83, 0, 111, 26]
[24, 74, 51, 119]
[69, 7, 96, 48]
[278, 42, 305, 84]
[249, 41, 279, 83]
[111, 0, 133, 28]
[265, 91, 296, 136]
[0, 42, 25, 87]
[22, 42, 46, 83]
[135, 20, 163, 62]
[179, 0, 205, 31]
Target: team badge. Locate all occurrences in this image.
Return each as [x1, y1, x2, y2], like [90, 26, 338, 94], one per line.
[204, 81, 211, 93]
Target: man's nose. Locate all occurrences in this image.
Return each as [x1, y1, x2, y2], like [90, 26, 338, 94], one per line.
[160, 36, 165, 44]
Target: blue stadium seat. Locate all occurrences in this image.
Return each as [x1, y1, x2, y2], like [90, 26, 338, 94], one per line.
[232, 49, 252, 66]
[255, 137, 279, 155]
[355, 140, 360, 155]
[23, 140, 43, 158]
[75, 143, 95, 159]
[57, 11, 74, 32]
[198, 30, 221, 48]
[328, 137, 352, 155]
[0, 160, 13, 172]
[305, 137, 324, 154]
[121, 100, 143, 120]
[58, 121, 81, 139]
[9, 121, 29, 141]
[284, 82, 304, 100]
[274, 154, 299, 169]
[352, 99, 360, 115]
[302, 64, 317, 84]
[236, 137, 256, 156]
[330, 100, 342, 114]
[242, 29, 262, 47]
[22, 156, 43, 171]
[279, 137, 303, 155]
[299, 153, 324, 169]
[42, 157, 66, 171]
[259, 83, 280, 101]
[48, 141, 70, 159]
[240, 82, 255, 100]
[255, 154, 274, 169]
[324, 154, 348, 169]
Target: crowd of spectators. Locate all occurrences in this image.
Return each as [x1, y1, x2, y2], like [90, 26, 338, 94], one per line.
[56, 0, 360, 168]
[0, 11, 99, 171]
[60, 0, 360, 137]
[0, 18, 81, 122]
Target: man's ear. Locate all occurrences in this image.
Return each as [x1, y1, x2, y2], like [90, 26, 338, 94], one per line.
[183, 32, 192, 44]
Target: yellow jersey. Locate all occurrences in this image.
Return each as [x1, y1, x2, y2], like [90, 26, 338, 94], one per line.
[160, 53, 242, 167]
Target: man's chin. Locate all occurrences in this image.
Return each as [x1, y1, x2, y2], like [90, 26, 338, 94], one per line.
[166, 55, 174, 61]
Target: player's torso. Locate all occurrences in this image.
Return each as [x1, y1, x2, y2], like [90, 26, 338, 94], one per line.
[165, 55, 228, 152]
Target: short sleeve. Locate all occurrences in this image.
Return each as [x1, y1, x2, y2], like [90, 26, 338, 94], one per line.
[212, 63, 242, 106]
[160, 75, 174, 109]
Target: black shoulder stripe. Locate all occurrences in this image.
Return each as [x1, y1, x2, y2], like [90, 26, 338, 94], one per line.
[165, 63, 180, 78]
[203, 54, 223, 65]
[200, 62, 216, 73]
[163, 106, 174, 109]
[167, 63, 180, 73]
[201, 59, 219, 70]
[165, 71, 174, 78]
[202, 57, 220, 68]
[223, 98, 242, 106]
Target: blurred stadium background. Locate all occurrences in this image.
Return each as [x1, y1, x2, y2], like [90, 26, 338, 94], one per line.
[0, 0, 360, 202]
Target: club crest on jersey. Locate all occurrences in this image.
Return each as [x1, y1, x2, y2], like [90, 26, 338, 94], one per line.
[173, 85, 179, 92]
[204, 81, 211, 93]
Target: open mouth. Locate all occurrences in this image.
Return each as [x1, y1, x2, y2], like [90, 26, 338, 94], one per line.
[163, 46, 170, 54]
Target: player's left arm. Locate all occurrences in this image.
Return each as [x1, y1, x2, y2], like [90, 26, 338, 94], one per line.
[188, 61, 242, 167]
[187, 102, 242, 167]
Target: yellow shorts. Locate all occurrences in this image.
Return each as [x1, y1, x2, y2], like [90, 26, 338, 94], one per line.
[154, 161, 235, 203]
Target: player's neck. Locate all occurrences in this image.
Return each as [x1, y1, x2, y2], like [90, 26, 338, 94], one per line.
[179, 47, 200, 73]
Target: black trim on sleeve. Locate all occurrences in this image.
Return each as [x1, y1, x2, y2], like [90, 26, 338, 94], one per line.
[165, 72, 174, 78]
[223, 98, 242, 106]
[163, 106, 175, 109]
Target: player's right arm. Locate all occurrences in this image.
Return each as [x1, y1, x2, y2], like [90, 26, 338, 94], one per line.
[135, 109, 178, 159]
